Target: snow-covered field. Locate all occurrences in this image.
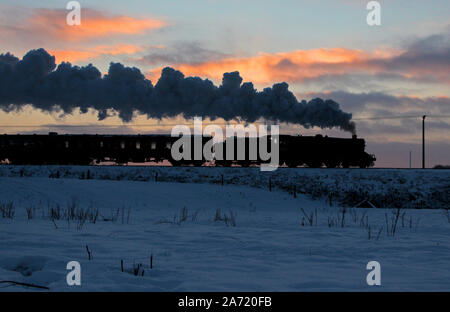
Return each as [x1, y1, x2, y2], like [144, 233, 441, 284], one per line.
[1, 165, 449, 209]
[0, 166, 449, 291]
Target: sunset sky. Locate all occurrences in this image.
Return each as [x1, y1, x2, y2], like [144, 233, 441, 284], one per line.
[0, 0, 449, 167]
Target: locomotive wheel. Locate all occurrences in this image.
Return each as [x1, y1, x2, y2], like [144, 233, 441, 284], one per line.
[285, 161, 299, 168]
[325, 161, 339, 168]
[192, 160, 205, 167]
[216, 160, 232, 167]
[169, 159, 183, 167]
[306, 161, 322, 168]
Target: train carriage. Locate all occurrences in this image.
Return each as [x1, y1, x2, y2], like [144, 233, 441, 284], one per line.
[0, 133, 375, 168]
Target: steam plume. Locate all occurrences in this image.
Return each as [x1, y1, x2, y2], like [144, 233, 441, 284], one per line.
[0, 48, 356, 133]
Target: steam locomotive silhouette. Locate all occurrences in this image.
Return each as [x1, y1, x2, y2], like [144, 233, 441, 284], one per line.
[0, 133, 376, 168]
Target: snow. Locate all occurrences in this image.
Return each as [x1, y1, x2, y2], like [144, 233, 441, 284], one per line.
[1, 165, 449, 209]
[0, 167, 449, 291]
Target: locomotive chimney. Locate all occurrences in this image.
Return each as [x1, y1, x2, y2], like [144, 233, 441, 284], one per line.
[352, 134, 357, 139]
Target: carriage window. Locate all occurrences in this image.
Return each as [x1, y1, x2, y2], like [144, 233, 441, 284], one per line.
[151, 142, 156, 150]
[121, 141, 125, 149]
[100, 141, 104, 148]
[136, 141, 141, 149]
[65, 141, 69, 148]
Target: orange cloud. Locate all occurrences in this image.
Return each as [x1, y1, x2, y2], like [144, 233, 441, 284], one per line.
[145, 45, 449, 86]
[28, 8, 166, 42]
[146, 48, 394, 84]
[50, 44, 145, 63]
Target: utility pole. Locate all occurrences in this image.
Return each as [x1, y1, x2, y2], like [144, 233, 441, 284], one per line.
[422, 115, 426, 169]
[409, 151, 412, 169]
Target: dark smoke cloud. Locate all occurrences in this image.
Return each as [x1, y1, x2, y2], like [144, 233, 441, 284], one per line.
[0, 48, 356, 133]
